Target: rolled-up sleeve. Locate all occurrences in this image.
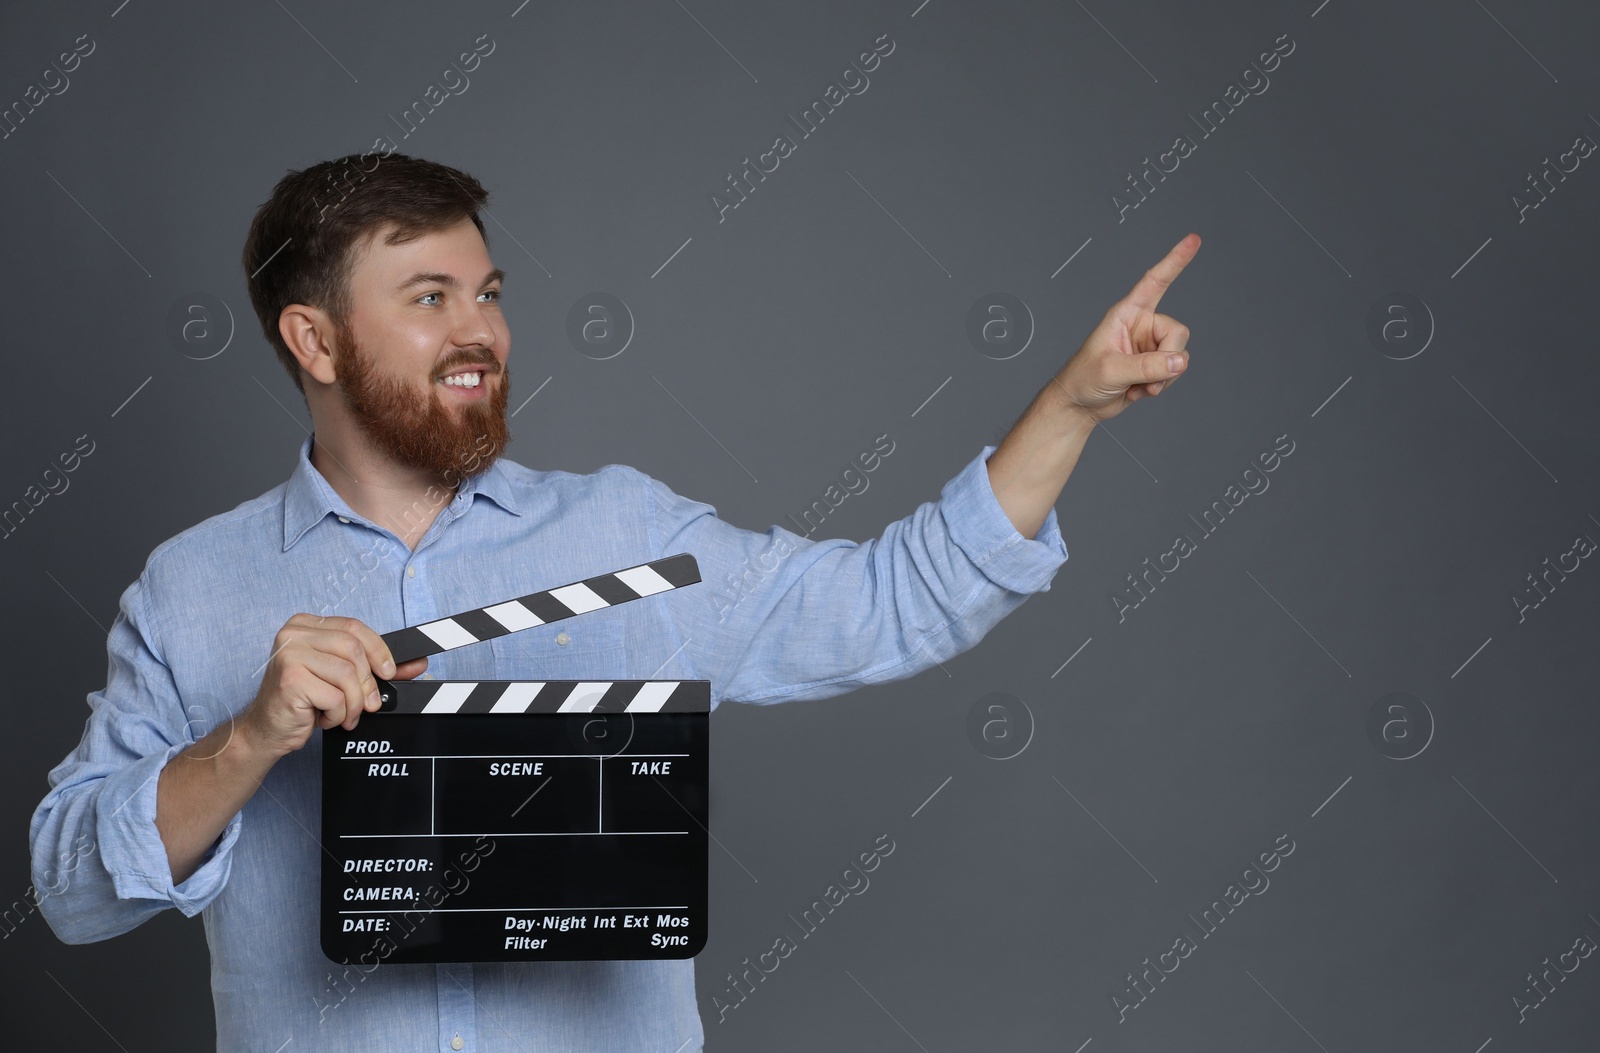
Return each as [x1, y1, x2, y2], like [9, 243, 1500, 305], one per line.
[28, 574, 242, 944]
[641, 442, 1068, 707]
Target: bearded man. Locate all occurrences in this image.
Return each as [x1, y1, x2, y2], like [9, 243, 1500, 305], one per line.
[29, 152, 1195, 1052]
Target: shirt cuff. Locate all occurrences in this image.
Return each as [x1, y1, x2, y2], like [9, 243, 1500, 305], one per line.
[95, 741, 243, 917]
[940, 443, 1069, 594]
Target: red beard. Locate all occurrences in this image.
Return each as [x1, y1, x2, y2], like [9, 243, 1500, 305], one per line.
[332, 320, 511, 486]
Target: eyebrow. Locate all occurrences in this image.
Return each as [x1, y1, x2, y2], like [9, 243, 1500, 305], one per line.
[396, 267, 506, 293]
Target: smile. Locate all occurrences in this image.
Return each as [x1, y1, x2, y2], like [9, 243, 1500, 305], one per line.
[440, 371, 483, 388]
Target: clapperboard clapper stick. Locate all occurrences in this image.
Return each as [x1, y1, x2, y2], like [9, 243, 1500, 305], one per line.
[320, 553, 710, 965]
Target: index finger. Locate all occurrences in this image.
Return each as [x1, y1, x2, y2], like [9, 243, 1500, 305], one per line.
[1124, 232, 1200, 314]
[320, 614, 397, 680]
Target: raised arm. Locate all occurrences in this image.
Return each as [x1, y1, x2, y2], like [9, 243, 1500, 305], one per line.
[637, 237, 1198, 708]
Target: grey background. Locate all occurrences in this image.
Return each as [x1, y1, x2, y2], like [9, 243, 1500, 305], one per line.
[3, 0, 1598, 1049]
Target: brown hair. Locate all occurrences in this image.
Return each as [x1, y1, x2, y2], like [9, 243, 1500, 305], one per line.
[241, 152, 490, 394]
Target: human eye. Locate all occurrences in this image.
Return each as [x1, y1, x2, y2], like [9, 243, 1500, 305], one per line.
[478, 288, 501, 304]
[418, 291, 443, 306]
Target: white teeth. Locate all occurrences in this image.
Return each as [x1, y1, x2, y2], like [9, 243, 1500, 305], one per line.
[442, 372, 482, 388]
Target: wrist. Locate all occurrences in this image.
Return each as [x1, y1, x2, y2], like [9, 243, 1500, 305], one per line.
[1057, 399, 1100, 437]
[229, 711, 289, 769]
[1038, 375, 1100, 433]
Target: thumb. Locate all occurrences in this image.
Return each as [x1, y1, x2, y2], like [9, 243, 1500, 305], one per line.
[393, 656, 430, 680]
[1110, 348, 1186, 390]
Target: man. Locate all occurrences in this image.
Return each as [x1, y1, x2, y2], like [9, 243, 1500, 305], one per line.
[29, 152, 1194, 1051]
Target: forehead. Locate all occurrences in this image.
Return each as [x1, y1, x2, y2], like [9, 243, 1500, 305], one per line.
[347, 217, 490, 286]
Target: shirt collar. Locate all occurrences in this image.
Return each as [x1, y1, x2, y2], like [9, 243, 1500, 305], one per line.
[281, 433, 522, 551]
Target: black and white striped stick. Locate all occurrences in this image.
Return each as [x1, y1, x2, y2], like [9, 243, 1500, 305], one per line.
[377, 678, 709, 715]
[381, 553, 699, 662]
[371, 553, 704, 714]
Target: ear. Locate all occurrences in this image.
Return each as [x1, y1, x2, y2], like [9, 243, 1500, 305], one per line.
[279, 304, 340, 386]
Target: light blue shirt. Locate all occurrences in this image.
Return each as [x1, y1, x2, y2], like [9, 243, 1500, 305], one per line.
[30, 433, 1067, 1052]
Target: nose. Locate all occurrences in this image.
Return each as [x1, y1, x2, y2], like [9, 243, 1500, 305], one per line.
[451, 300, 499, 356]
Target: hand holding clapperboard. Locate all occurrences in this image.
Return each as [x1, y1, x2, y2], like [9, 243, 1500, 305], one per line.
[320, 553, 708, 965]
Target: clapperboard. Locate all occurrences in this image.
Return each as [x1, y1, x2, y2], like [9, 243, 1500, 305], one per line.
[320, 553, 709, 965]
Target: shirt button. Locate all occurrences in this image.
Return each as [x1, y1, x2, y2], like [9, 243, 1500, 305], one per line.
[556, 632, 570, 646]
[337, 516, 350, 524]
[451, 1037, 464, 1051]
[406, 566, 417, 578]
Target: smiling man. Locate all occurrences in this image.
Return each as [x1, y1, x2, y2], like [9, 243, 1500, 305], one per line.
[28, 152, 1195, 1052]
